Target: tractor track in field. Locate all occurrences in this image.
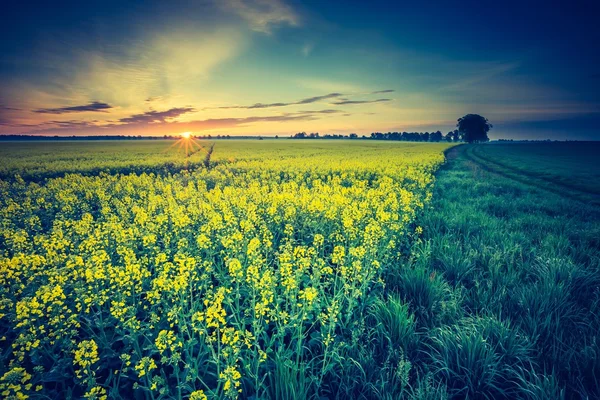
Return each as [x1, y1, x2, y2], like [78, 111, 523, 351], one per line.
[470, 145, 600, 197]
[451, 144, 600, 207]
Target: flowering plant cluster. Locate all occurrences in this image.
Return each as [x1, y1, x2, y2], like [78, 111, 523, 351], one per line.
[0, 141, 450, 399]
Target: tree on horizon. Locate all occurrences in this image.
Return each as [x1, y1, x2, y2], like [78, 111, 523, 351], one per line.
[457, 114, 492, 143]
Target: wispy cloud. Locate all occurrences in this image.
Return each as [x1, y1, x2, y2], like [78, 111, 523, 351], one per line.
[1, 27, 245, 115]
[221, 0, 299, 34]
[439, 62, 520, 92]
[215, 90, 395, 111]
[212, 92, 343, 110]
[297, 93, 343, 104]
[8, 108, 343, 135]
[302, 43, 314, 57]
[119, 107, 196, 124]
[34, 101, 113, 114]
[332, 98, 391, 105]
[0, 104, 21, 111]
[299, 109, 343, 114]
[0, 119, 100, 128]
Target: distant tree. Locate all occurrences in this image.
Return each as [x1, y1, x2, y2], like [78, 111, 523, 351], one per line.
[349, 133, 358, 139]
[451, 129, 460, 142]
[445, 132, 453, 142]
[430, 130, 443, 142]
[456, 114, 492, 143]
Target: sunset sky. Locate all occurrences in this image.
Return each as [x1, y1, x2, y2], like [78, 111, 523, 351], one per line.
[1, 0, 599, 139]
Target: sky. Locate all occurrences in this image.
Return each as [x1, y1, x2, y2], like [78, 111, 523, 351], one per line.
[1, 0, 599, 139]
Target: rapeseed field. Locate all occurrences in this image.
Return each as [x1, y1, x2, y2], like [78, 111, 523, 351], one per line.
[0, 141, 452, 399]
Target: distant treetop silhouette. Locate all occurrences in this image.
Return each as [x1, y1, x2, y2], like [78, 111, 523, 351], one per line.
[457, 114, 492, 143]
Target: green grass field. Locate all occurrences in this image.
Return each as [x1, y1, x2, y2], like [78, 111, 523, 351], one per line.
[463, 142, 600, 204]
[407, 143, 600, 399]
[0, 140, 598, 399]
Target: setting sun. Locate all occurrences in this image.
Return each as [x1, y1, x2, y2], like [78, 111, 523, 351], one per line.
[180, 131, 191, 139]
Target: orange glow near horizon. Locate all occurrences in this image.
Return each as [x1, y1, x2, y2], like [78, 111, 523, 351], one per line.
[180, 131, 191, 139]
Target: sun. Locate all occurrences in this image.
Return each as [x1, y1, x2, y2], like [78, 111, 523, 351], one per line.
[180, 131, 191, 139]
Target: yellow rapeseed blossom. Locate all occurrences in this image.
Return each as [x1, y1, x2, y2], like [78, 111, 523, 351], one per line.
[73, 340, 99, 379]
[83, 386, 107, 400]
[190, 390, 208, 400]
[220, 365, 242, 396]
[155, 330, 180, 354]
[0, 367, 32, 399]
[0, 141, 452, 399]
[135, 357, 157, 378]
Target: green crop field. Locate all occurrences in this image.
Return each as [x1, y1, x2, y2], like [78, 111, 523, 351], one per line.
[0, 140, 598, 399]
[463, 142, 600, 203]
[411, 142, 600, 399]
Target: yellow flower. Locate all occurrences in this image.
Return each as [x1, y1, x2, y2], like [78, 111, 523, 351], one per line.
[155, 330, 180, 354]
[0, 367, 32, 399]
[220, 365, 242, 396]
[226, 258, 243, 280]
[83, 386, 107, 400]
[73, 340, 99, 371]
[299, 287, 318, 303]
[135, 357, 157, 378]
[190, 390, 208, 400]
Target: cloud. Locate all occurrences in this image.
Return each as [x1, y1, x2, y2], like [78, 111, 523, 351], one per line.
[145, 96, 168, 103]
[123, 108, 338, 128]
[207, 90, 393, 111]
[119, 107, 196, 124]
[438, 62, 520, 93]
[49, 120, 100, 128]
[297, 93, 343, 104]
[299, 109, 343, 114]
[6, 108, 343, 135]
[34, 101, 113, 114]
[222, 0, 300, 33]
[0, 119, 100, 128]
[302, 43, 314, 57]
[0, 104, 21, 111]
[332, 98, 391, 105]
[1, 27, 244, 114]
[213, 92, 344, 110]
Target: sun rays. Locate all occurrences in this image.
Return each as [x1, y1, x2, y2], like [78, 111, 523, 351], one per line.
[163, 132, 213, 159]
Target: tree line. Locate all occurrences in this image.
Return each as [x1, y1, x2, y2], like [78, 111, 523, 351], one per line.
[292, 114, 493, 143]
[291, 130, 462, 142]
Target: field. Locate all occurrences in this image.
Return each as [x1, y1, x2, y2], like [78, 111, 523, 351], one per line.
[462, 142, 600, 204]
[0, 140, 451, 399]
[411, 142, 600, 399]
[0, 140, 598, 400]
